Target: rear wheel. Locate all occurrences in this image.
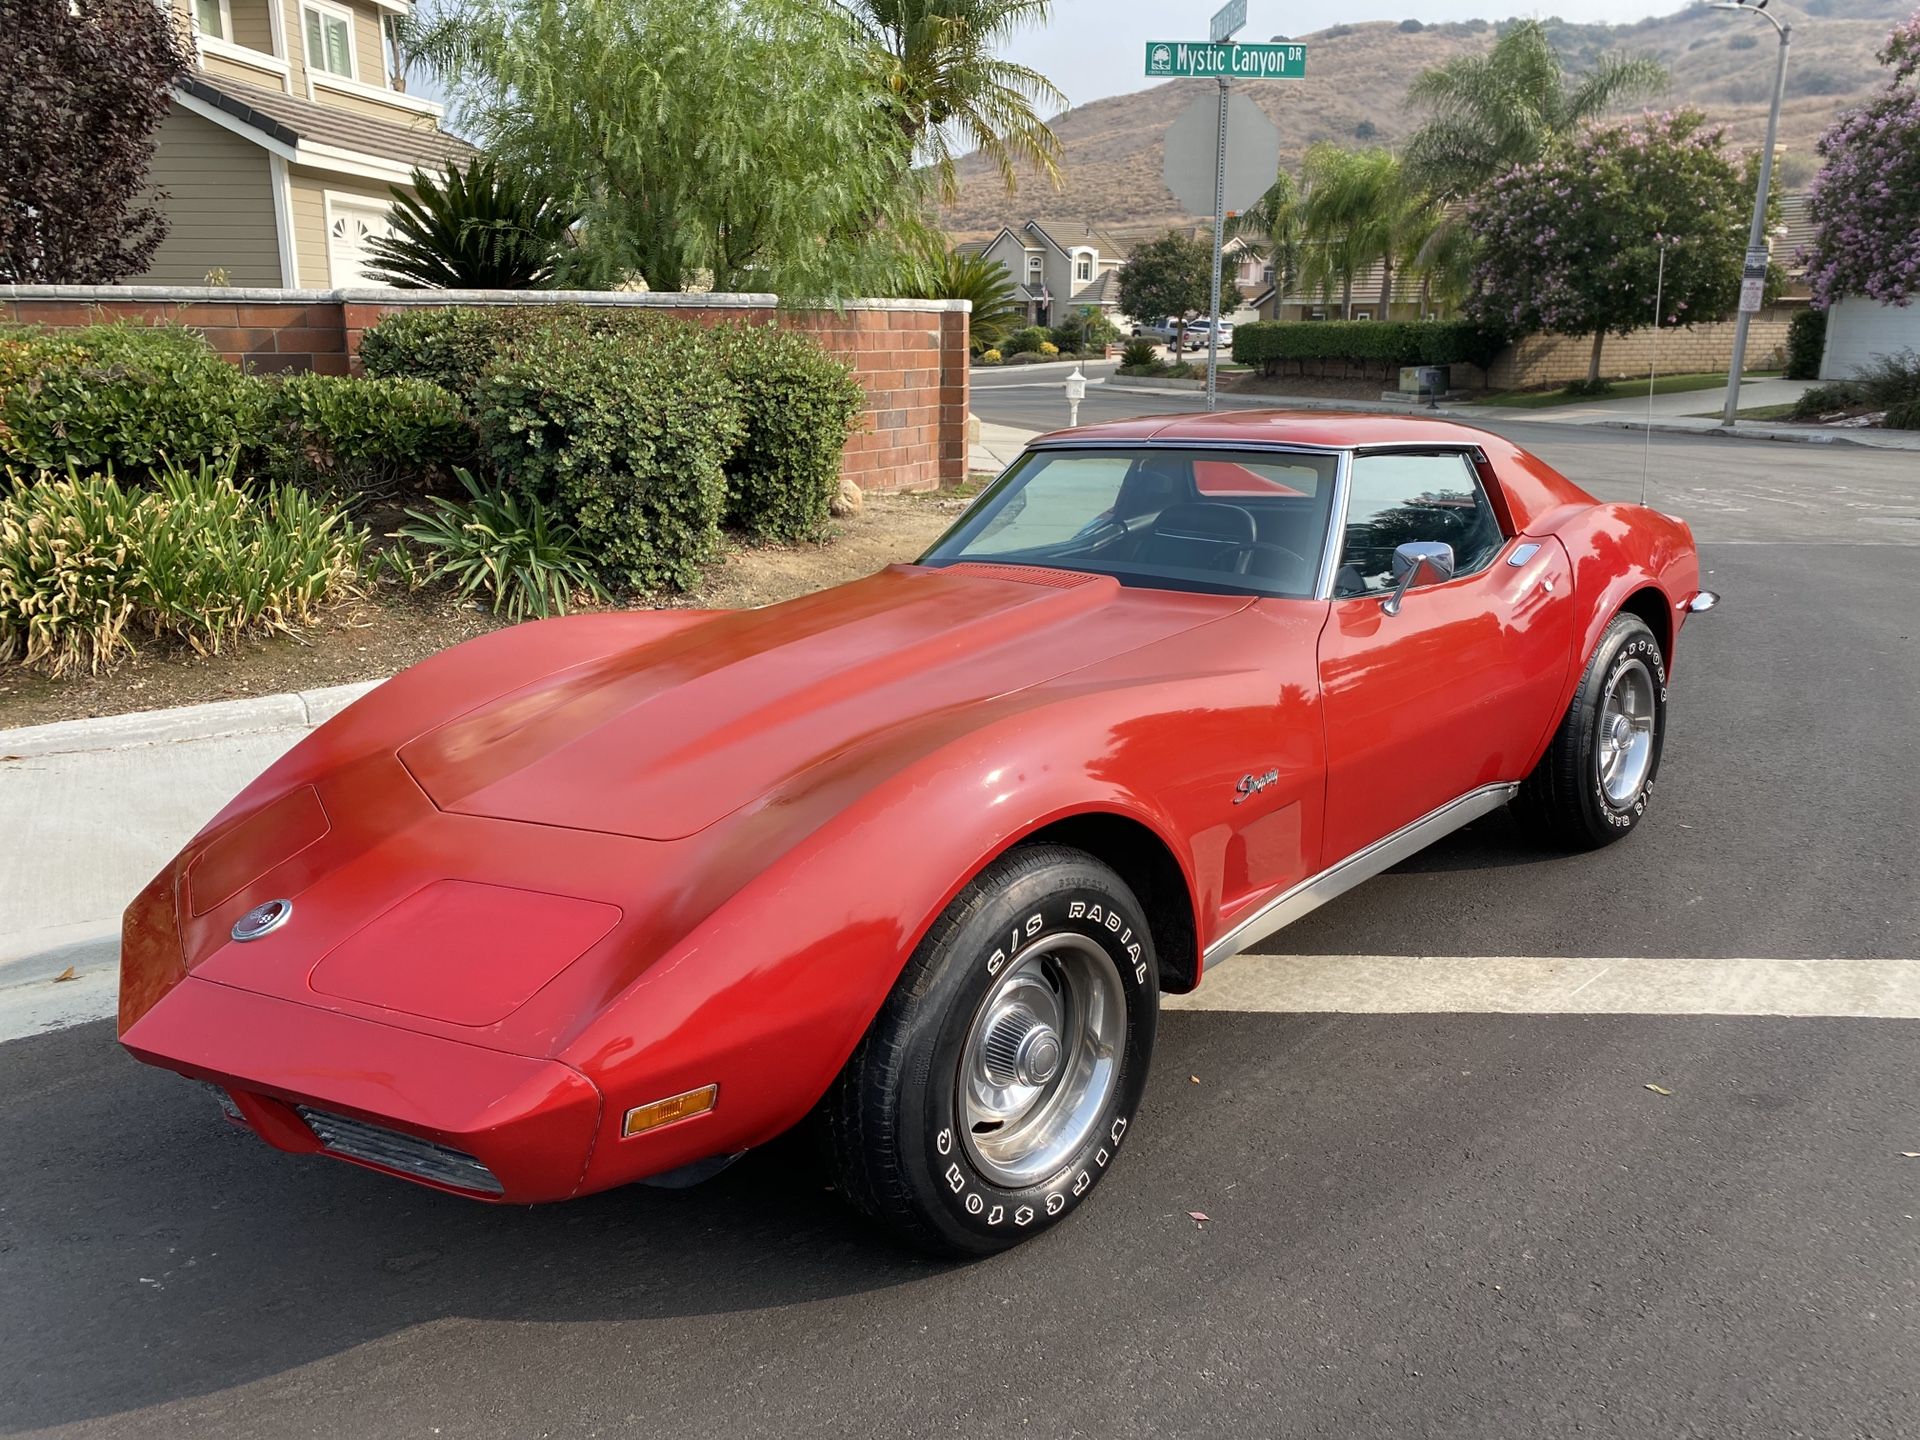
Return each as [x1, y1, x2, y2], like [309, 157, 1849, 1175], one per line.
[1515, 612, 1667, 849]
[826, 845, 1157, 1256]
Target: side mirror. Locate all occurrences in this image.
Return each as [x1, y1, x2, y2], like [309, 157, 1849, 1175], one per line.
[1381, 541, 1455, 616]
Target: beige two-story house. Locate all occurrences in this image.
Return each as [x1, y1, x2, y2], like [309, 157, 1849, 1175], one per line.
[137, 0, 475, 289]
[971, 220, 1130, 331]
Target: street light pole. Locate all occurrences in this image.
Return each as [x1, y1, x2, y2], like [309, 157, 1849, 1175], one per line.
[1716, 0, 1792, 427]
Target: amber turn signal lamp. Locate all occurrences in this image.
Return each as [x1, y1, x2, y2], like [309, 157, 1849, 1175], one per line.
[622, 1084, 718, 1138]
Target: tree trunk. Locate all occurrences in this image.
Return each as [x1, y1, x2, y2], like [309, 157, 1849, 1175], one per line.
[1341, 275, 1352, 321]
[1378, 255, 1393, 317]
[1588, 331, 1605, 386]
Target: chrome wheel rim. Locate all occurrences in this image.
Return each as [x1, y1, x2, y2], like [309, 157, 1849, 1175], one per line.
[960, 934, 1124, 1189]
[1598, 658, 1657, 807]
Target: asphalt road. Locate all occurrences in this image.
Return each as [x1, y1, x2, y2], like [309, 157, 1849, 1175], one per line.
[3, 397, 1917, 1439]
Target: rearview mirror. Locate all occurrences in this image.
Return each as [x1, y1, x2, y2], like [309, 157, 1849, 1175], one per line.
[1381, 541, 1456, 616]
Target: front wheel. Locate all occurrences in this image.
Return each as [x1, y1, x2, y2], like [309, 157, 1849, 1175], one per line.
[1514, 611, 1668, 849]
[826, 845, 1158, 1256]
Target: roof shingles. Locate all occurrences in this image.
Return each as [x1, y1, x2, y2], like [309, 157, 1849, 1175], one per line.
[182, 76, 477, 170]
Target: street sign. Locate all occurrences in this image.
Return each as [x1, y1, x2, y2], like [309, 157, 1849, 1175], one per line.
[1145, 41, 1308, 80]
[1210, 0, 1247, 43]
[1739, 244, 1769, 314]
[1162, 90, 1280, 216]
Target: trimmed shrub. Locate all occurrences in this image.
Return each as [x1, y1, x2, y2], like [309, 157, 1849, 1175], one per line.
[1886, 396, 1920, 430]
[1232, 319, 1507, 376]
[262, 373, 472, 498]
[979, 348, 1004, 364]
[1784, 309, 1827, 380]
[1000, 325, 1052, 356]
[0, 459, 363, 676]
[475, 318, 743, 592]
[357, 306, 552, 400]
[0, 323, 268, 477]
[711, 323, 865, 541]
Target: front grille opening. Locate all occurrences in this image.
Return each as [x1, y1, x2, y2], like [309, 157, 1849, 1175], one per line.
[296, 1107, 504, 1196]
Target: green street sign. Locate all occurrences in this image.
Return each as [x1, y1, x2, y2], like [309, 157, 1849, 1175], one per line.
[1144, 41, 1308, 80]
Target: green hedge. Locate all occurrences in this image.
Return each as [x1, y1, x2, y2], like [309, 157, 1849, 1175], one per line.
[0, 324, 269, 477]
[356, 306, 567, 400]
[1784, 309, 1826, 381]
[711, 324, 865, 541]
[261, 373, 472, 496]
[475, 317, 744, 592]
[1231, 320, 1508, 375]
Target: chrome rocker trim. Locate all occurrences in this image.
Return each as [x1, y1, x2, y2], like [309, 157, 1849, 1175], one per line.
[1202, 782, 1521, 972]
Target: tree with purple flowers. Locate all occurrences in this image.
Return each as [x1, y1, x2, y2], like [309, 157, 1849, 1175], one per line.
[1465, 109, 1749, 386]
[1801, 10, 1920, 310]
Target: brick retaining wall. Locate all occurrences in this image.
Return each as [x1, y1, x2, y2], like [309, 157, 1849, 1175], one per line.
[1487, 308, 1801, 390]
[1, 287, 971, 493]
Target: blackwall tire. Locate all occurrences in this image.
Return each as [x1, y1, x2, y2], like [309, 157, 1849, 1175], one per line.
[1515, 612, 1668, 851]
[826, 845, 1158, 1256]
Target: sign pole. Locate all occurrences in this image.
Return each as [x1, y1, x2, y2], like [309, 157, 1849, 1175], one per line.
[1207, 75, 1227, 413]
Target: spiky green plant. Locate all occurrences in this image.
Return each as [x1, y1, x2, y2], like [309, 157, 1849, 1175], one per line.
[902, 247, 1023, 345]
[363, 157, 577, 290]
[399, 467, 608, 622]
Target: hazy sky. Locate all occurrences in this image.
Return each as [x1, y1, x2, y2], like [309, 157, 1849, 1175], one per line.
[1007, 0, 1695, 110]
[413, 0, 1700, 117]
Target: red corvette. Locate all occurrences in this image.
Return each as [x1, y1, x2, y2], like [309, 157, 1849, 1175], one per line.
[119, 412, 1716, 1254]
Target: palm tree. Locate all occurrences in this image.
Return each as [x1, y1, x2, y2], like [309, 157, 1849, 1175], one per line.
[835, 0, 1065, 199]
[1405, 20, 1667, 201]
[1292, 146, 1430, 320]
[901, 246, 1024, 346]
[1227, 171, 1305, 307]
[364, 158, 576, 289]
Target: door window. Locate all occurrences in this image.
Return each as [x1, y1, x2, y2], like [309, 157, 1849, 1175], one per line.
[1335, 452, 1505, 596]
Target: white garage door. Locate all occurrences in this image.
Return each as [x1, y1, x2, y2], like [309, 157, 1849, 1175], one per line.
[326, 196, 396, 286]
[1820, 295, 1920, 379]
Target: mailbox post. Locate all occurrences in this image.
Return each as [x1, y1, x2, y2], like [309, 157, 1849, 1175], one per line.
[1065, 366, 1087, 428]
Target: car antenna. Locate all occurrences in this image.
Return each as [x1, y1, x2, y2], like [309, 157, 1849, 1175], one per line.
[1643, 236, 1668, 508]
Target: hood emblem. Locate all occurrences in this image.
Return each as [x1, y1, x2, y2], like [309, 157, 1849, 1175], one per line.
[232, 898, 294, 943]
[1233, 769, 1279, 805]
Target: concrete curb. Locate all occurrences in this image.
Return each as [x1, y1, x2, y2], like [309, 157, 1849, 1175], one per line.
[0, 678, 383, 759]
[1588, 417, 1920, 449]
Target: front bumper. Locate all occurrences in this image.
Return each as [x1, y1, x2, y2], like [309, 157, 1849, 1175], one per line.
[122, 977, 603, 1203]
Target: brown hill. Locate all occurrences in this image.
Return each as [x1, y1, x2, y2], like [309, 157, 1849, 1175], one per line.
[939, 0, 1910, 241]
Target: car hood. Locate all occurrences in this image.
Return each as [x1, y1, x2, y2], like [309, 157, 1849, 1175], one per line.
[397, 563, 1237, 841]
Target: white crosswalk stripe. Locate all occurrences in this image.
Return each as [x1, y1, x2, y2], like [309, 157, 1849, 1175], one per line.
[1166, 953, 1920, 1018]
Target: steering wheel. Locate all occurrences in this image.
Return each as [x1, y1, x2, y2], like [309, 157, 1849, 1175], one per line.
[1209, 540, 1314, 578]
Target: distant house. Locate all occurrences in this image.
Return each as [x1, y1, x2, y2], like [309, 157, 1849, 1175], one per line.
[971, 219, 1131, 329]
[137, 0, 476, 289]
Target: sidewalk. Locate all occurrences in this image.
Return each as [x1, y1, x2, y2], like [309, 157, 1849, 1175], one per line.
[0, 680, 378, 1041]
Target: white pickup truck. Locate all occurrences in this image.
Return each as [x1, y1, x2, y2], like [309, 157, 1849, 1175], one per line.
[1130, 316, 1188, 344]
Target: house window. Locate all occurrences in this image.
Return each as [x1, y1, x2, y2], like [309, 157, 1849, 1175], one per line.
[302, 0, 357, 78]
[1075, 255, 1092, 282]
[1026, 254, 1043, 282]
[194, 0, 229, 40]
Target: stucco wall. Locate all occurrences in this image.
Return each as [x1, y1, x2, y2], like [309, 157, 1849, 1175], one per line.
[134, 110, 283, 288]
[1819, 296, 1920, 380]
[0, 288, 971, 492]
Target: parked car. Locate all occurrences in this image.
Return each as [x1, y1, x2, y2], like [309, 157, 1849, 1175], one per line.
[120, 413, 1716, 1257]
[1183, 318, 1235, 347]
[1130, 316, 1186, 345]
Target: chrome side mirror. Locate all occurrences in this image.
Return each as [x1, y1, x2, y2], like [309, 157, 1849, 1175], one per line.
[1381, 541, 1455, 616]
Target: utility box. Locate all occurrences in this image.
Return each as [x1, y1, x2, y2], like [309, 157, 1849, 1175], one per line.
[1399, 365, 1449, 395]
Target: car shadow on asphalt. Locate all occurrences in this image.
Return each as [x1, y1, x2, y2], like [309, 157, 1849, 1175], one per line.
[0, 1019, 947, 1431]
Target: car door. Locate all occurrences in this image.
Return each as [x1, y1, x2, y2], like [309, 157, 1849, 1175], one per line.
[1316, 448, 1576, 865]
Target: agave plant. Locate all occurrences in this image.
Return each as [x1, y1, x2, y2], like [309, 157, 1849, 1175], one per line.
[398, 468, 608, 622]
[364, 158, 577, 290]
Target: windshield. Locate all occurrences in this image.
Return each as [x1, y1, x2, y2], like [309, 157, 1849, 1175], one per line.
[920, 446, 1341, 599]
